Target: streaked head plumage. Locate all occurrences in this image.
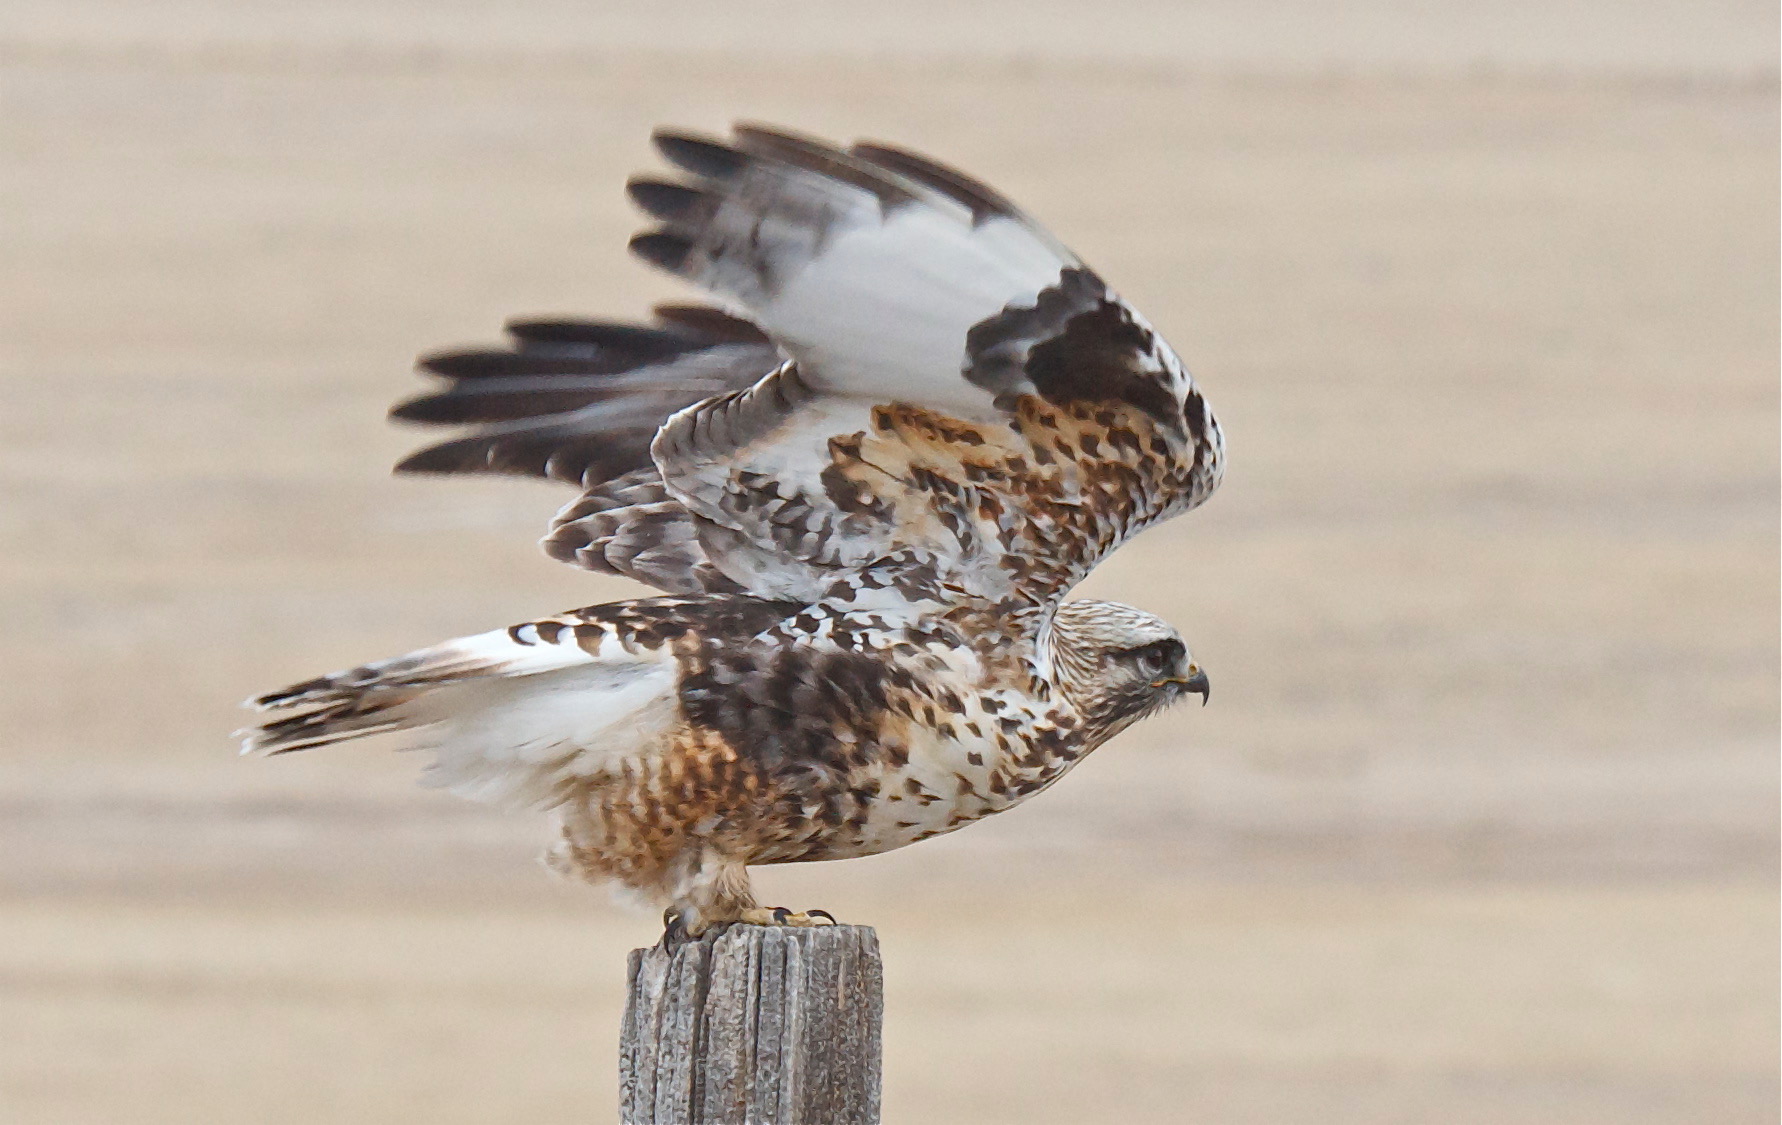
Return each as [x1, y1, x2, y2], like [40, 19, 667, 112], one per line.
[1050, 599, 1208, 737]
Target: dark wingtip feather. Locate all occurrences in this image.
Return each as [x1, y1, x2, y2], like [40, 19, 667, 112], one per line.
[503, 317, 697, 350]
[731, 121, 840, 155]
[629, 231, 695, 274]
[416, 348, 649, 380]
[394, 441, 492, 475]
[733, 123, 920, 208]
[417, 348, 520, 379]
[850, 142, 1021, 223]
[652, 304, 772, 344]
[389, 393, 454, 423]
[390, 388, 614, 426]
[652, 130, 748, 180]
[626, 178, 710, 224]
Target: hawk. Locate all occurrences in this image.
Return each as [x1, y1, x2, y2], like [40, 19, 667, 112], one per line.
[241, 124, 1224, 935]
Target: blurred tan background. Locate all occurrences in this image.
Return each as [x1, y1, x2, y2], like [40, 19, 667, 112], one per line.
[2, 2, 1776, 1122]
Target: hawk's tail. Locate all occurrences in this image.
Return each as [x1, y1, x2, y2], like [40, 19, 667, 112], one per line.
[236, 616, 627, 758]
[235, 602, 705, 809]
[239, 630, 539, 756]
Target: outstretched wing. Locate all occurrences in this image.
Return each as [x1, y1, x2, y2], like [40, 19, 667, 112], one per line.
[630, 124, 1224, 612]
[390, 306, 780, 592]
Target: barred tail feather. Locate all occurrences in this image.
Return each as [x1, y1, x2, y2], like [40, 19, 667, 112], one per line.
[242, 624, 593, 750]
[239, 685, 430, 756]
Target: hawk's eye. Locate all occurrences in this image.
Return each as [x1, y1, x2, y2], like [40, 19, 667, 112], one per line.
[1131, 645, 1169, 677]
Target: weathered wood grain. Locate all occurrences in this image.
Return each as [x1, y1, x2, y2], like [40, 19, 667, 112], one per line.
[622, 924, 882, 1125]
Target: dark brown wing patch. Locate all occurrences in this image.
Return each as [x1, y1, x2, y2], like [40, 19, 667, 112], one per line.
[966, 267, 1180, 427]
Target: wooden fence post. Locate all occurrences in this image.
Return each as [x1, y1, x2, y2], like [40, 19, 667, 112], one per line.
[621, 924, 883, 1125]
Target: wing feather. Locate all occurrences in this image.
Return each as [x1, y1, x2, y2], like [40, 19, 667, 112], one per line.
[387, 307, 780, 591]
[542, 468, 742, 594]
[393, 311, 777, 487]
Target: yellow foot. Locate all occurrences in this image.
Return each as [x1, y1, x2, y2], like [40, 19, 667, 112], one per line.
[738, 906, 839, 927]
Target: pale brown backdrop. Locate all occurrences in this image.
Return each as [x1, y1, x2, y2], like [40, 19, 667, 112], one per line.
[2, 2, 1777, 1122]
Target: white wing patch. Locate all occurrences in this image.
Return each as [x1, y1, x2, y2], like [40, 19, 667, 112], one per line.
[758, 208, 1066, 413]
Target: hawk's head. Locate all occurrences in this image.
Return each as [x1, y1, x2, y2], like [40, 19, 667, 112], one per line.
[1049, 599, 1208, 739]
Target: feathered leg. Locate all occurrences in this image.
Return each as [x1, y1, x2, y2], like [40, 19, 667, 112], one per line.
[667, 848, 758, 935]
[666, 848, 834, 934]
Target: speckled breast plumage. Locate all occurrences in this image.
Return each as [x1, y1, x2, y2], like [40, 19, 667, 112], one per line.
[543, 600, 1096, 891]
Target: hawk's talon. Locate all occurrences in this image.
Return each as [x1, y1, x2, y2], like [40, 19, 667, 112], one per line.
[737, 906, 839, 927]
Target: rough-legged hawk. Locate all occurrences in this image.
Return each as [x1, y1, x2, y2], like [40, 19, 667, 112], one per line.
[242, 124, 1223, 934]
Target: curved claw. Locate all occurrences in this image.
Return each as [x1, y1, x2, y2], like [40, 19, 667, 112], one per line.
[738, 906, 837, 928]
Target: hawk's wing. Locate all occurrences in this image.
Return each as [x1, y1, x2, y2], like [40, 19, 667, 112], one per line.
[388, 124, 1223, 610]
[631, 124, 1223, 611]
[390, 306, 780, 593]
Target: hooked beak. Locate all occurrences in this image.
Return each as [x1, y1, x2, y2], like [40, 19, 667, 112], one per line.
[1155, 668, 1211, 706]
